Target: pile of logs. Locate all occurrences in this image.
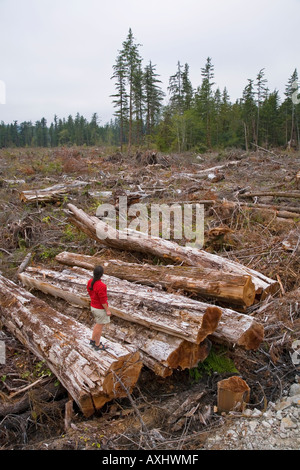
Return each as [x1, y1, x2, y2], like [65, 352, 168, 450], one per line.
[0, 201, 280, 416]
[65, 203, 279, 300]
[55, 252, 256, 308]
[0, 275, 142, 417]
[18, 265, 264, 375]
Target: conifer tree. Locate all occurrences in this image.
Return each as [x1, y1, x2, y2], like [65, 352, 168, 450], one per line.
[241, 79, 256, 151]
[111, 51, 128, 150]
[284, 69, 299, 148]
[144, 61, 165, 142]
[121, 28, 142, 150]
[167, 61, 195, 151]
[260, 90, 280, 147]
[195, 57, 215, 148]
[168, 61, 184, 113]
[255, 68, 268, 147]
[181, 63, 194, 112]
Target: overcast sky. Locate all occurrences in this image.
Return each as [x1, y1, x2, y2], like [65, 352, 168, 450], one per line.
[0, 0, 299, 126]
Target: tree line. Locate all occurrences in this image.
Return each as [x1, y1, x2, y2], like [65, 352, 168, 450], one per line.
[1, 28, 299, 152]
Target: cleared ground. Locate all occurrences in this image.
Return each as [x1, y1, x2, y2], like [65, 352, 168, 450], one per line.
[0, 146, 299, 450]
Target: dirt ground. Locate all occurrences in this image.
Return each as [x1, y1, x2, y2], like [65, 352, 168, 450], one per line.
[0, 146, 299, 451]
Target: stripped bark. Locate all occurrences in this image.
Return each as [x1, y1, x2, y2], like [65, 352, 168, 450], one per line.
[0, 275, 142, 417]
[55, 251, 256, 307]
[65, 203, 279, 299]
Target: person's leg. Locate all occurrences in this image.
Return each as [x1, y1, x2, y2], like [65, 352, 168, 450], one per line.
[91, 323, 103, 347]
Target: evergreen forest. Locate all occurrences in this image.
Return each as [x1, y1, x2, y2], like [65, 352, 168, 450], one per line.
[1, 28, 299, 153]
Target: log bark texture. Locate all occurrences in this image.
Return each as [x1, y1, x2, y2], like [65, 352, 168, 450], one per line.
[55, 251, 256, 307]
[18, 266, 264, 350]
[18, 266, 222, 345]
[65, 203, 279, 299]
[105, 317, 212, 377]
[0, 275, 142, 417]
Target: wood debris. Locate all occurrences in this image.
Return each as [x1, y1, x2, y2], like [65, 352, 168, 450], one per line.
[19, 181, 89, 203]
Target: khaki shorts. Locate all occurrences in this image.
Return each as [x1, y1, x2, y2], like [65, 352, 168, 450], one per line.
[91, 307, 111, 325]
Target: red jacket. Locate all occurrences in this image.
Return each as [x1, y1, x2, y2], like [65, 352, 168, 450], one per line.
[87, 279, 108, 309]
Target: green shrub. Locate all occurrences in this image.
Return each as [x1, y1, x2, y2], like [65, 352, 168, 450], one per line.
[189, 346, 239, 382]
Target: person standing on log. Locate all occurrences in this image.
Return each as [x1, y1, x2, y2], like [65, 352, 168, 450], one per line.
[87, 265, 111, 351]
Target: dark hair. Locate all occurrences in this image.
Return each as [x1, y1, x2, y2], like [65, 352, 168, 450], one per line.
[89, 265, 104, 290]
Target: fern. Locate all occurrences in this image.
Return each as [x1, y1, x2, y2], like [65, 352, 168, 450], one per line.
[189, 346, 239, 382]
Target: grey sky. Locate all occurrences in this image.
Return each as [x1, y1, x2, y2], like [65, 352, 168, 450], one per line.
[0, 0, 299, 126]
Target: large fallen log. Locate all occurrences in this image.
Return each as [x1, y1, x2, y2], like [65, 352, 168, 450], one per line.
[55, 252, 256, 307]
[105, 317, 212, 377]
[17, 267, 214, 377]
[18, 266, 264, 350]
[65, 203, 279, 299]
[20, 181, 89, 203]
[0, 275, 142, 417]
[18, 266, 222, 345]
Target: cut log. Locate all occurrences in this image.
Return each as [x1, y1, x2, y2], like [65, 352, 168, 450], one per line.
[19, 181, 89, 203]
[211, 308, 264, 350]
[217, 376, 250, 413]
[213, 201, 300, 234]
[240, 206, 300, 220]
[105, 317, 212, 377]
[239, 191, 300, 200]
[172, 160, 242, 180]
[55, 252, 256, 307]
[0, 275, 142, 417]
[18, 266, 264, 350]
[221, 200, 300, 220]
[239, 202, 300, 215]
[65, 203, 279, 299]
[18, 266, 222, 345]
